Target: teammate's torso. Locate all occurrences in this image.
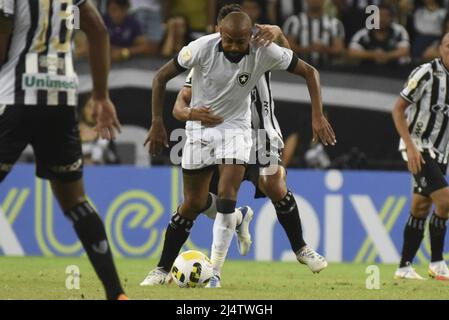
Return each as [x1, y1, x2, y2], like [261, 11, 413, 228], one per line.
[0, 0, 81, 107]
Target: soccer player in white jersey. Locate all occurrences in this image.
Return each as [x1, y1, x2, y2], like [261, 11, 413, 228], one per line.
[142, 9, 335, 286]
[164, 6, 329, 289]
[0, 0, 126, 299]
[392, 33, 449, 281]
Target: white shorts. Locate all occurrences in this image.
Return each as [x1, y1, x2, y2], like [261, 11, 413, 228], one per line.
[181, 124, 252, 170]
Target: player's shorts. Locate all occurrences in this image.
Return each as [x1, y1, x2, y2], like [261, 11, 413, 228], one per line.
[181, 124, 252, 171]
[0, 104, 83, 183]
[209, 148, 284, 199]
[405, 151, 448, 197]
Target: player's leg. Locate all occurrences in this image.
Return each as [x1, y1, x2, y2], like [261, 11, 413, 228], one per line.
[140, 167, 214, 286]
[428, 186, 449, 280]
[395, 193, 431, 280]
[258, 164, 327, 273]
[50, 179, 126, 299]
[33, 106, 126, 300]
[0, 106, 30, 183]
[208, 163, 246, 286]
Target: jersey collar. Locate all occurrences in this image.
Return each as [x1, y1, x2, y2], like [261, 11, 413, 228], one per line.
[218, 41, 250, 63]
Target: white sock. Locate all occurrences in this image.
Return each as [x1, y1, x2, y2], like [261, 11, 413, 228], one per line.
[235, 208, 243, 226]
[203, 193, 217, 220]
[210, 212, 236, 276]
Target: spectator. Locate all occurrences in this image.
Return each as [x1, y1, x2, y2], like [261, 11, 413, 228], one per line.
[411, 0, 447, 59]
[160, 15, 193, 58]
[267, 0, 305, 26]
[348, 4, 410, 68]
[282, 0, 345, 66]
[130, 0, 164, 55]
[166, 0, 216, 37]
[104, 0, 149, 62]
[79, 99, 120, 165]
[422, 13, 449, 61]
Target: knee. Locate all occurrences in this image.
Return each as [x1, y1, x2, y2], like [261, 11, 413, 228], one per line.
[259, 175, 287, 202]
[411, 200, 432, 218]
[182, 196, 208, 217]
[435, 200, 449, 218]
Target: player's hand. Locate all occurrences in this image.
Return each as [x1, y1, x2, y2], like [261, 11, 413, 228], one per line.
[191, 107, 224, 127]
[312, 113, 336, 146]
[406, 144, 425, 175]
[253, 24, 281, 47]
[144, 120, 169, 155]
[91, 97, 122, 140]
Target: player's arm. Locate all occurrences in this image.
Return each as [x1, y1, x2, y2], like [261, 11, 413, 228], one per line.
[172, 87, 223, 126]
[290, 59, 336, 146]
[392, 97, 425, 174]
[144, 60, 184, 155]
[0, 5, 13, 66]
[80, 0, 121, 140]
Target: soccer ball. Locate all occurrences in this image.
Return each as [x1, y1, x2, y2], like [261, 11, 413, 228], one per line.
[171, 250, 213, 288]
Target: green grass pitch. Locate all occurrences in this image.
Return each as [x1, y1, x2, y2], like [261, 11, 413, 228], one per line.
[0, 257, 447, 300]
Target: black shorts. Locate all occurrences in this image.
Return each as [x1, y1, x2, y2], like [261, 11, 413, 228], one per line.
[208, 151, 284, 199]
[410, 151, 448, 197]
[0, 105, 83, 183]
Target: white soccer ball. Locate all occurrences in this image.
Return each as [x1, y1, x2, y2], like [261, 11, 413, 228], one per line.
[171, 250, 213, 288]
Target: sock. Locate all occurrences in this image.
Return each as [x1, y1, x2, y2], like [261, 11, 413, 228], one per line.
[399, 214, 426, 268]
[65, 201, 124, 300]
[157, 212, 194, 272]
[202, 193, 217, 220]
[429, 213, 448, 262]
[273, 190, 306, 253]
[210, 199, 237, 276]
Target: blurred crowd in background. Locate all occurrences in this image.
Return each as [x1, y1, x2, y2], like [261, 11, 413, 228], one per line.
[74, 0, 449, 75]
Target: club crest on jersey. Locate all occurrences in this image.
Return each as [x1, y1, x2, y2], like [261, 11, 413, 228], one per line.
[237, 73, 251, 86]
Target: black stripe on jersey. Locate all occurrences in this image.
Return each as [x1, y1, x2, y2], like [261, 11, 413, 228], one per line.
[37, 0, 54, 104]
[58, 1, 69, 105]
[14, 0, 39, 104]
[408, 99, 421, 132]
[406, 71, 431, 104]
[254, 86, 272, 158]
[434, 75, 449, 149]
[421, 68, 440, 141]
[265, 72, 283, 141]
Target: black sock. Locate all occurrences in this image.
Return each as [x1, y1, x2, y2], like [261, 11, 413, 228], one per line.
[65, 201, 124, 300]
[429, 213, 448, 262]
[157, 212, 194, 272]
[399, 214, 426, 268]
[273, 190, 306, 253]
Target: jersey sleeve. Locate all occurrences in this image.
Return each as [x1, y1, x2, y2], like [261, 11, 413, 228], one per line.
[400, 64, 432, 104]
[0, 0, 15, 16]
[184, 69, 193, 87]
[260, 43, 297, 72]
[175, 38, 204, 72]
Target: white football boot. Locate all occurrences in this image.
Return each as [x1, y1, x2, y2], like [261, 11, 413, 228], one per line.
[428, 261, 449, 280]
[235, 206, 254, 256]
[296, 246, 328, 273]
[394, 265, 425, 280]
[140, 267, 171, 286]
[205, 275, 222, 288]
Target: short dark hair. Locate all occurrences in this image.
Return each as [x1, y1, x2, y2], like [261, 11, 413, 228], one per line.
[108, 0, 130, 8]
[217, 4, 242, 24]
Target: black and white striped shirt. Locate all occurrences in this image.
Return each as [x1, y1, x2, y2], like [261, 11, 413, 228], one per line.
[400, 59, 449, 163]
[0, 0, 86, 107]
[282, 13, 345, 66]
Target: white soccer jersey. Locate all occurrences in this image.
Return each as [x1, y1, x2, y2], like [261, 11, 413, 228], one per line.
[0, 0, 85, 107]
[176, 33, 296, 131]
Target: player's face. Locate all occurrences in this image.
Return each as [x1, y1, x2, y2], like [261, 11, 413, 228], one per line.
[439, 35, 449, 67]
[220, 28, 252, 58]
